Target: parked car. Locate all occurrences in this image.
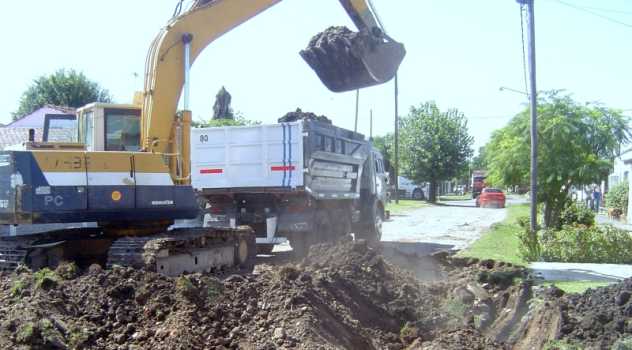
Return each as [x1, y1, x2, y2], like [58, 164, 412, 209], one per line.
[476, 188, 506, 208]
[397, 176, 427, 200]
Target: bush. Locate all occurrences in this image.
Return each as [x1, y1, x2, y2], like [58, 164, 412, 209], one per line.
[559, 202, 595, 227]
[539, 225, 632, 264]
[517, 225, 541, 262]
[607, 181, 629, 215]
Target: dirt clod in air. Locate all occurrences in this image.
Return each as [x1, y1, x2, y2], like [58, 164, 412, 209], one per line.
[300, 26, 382, 91]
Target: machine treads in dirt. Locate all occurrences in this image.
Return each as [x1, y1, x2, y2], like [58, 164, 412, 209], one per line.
[107, 227, 252, 276]
[0, 240, 28, 271]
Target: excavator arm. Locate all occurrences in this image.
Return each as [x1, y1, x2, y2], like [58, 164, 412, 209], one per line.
[141, 0, 405, 155]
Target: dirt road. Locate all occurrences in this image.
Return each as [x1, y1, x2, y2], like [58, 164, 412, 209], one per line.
[383, 198, 511, 251]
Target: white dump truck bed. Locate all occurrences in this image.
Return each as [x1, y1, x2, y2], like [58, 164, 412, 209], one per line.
[191, 122, 304, 190]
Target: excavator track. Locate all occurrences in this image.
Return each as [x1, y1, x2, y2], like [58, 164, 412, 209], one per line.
[107, 226, 256, 276]
[0, 240, 28, 271]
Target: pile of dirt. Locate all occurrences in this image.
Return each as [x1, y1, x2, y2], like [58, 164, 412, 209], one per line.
[300, 26, 382, 91]
[557, 278, 632, 348]
[278, 108, 331, 124]
[1, 240, 629, 349]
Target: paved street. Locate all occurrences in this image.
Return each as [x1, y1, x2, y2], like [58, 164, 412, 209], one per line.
[382, 197, 518, 250]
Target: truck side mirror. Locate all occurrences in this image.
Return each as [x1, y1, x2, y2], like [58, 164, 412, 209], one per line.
[385, 172, 390, 184]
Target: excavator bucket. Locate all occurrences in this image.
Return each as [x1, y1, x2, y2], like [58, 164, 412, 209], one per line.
[300, 26, 406, 92]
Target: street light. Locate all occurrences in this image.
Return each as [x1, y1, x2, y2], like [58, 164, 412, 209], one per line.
[499, 86, 529, 96]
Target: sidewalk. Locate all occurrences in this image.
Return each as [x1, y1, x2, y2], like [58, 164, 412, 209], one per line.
[530, 262, 632, 282]
[596, 214, 632, 231]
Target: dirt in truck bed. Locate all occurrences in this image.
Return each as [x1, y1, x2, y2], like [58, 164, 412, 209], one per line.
[0, 241, 630, 349]
[278, 108, 332, 124]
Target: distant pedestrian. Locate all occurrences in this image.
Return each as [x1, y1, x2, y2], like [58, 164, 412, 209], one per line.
[585, 186, 593, 210]
[593, 187, 602, 212]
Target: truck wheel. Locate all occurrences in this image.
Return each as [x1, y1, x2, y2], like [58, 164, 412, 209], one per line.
[235, 233, 256, 272]
[359, 201, 383, 244]
[256, 244, 274, 255]
[413, 189, 424, 200]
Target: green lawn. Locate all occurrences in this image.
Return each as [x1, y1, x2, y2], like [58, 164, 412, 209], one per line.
[386, 200, 429, 215]
[457, 204, 529, 266]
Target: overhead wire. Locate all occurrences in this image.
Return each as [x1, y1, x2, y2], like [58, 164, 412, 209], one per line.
[561, 3, 632, 16]
[553, 0, 632, 29]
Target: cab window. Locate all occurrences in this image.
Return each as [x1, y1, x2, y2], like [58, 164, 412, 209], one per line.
[105, 110, 140, 151]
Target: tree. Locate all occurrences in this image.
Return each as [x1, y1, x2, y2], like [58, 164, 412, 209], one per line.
[399, 102, 474, 202]
[193, 112, 259, 128]
[212, 86, 234, 120]
[485, 90, 630, 228]
[13, 69, 111, 120]
[471, 146, 488, 171]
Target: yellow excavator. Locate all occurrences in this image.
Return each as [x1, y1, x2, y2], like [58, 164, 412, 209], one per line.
[0, 0, 405, 274]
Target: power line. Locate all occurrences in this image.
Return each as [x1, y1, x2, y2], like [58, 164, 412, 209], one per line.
[553, 0, 632, 29]
[571, 4, 632, 16]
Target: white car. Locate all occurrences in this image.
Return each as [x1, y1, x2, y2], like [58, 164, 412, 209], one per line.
[397, 176, 427, 200]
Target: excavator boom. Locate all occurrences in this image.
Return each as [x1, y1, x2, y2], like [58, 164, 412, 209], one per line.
[141, 0, 405, 153]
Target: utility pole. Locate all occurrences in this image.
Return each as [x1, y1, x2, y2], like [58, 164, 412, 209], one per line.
[354, 89, 360, 133]
[369, 109, 373, 140]
[394, 74, 400, 204]
[517, 0, 538, 232]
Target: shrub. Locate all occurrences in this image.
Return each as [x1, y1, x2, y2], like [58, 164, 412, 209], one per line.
[33, 268, 58, 290]
[518, 226, 541, 262]
[607, 181, 629, 215]
[559, 202, 594, 227]
[539, 225, 632, 264]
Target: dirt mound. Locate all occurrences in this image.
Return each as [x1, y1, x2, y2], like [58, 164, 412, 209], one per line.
[557, 278, 632, 348]
[1, 240, 626, 349]
[0, 265, 226, 349]
[278, 108, 331, 124]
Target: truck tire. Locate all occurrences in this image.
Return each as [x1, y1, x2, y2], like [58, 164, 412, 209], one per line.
[358, 201, 383, 244]
[413, 188, 424, 200]
[235, 233, 256, 273]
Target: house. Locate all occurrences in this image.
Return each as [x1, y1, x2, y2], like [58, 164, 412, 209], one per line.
[0, 105, 77, 149]
[607, 146, 632, 223]
[609, 147, 632, 189]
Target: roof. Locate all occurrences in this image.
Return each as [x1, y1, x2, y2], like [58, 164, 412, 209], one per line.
[7, 105, 75, 128]
[0, 127, 76, 150]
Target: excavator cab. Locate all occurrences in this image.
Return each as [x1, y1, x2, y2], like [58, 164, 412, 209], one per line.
[77, 103, 141, 152]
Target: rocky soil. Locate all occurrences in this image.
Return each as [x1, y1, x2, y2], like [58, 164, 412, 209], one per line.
[557, 279, 632, 348]
[1, 239, 631, 349]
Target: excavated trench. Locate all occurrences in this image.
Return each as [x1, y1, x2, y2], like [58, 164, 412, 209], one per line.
[0, 239, 630, 349]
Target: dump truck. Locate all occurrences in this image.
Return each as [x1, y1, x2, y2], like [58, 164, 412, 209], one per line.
[471, 170, 487, 199]
[191, 116, 389, 256]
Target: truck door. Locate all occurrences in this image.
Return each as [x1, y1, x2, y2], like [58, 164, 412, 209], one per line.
[86, 152, 135, 210]
[372, 152, 388, 202]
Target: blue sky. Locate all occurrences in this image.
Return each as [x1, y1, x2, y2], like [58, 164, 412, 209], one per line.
[0, 0, 630, 150]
